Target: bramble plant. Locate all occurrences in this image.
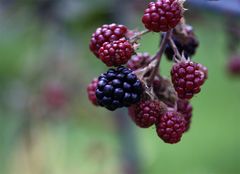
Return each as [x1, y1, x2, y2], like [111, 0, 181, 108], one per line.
[87, 0, 208, 144]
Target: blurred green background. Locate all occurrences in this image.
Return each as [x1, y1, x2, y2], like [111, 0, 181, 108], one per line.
[0, 1, 239, 174]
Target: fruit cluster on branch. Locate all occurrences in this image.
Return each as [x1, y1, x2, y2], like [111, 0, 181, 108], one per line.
[87, 0, 208, 144]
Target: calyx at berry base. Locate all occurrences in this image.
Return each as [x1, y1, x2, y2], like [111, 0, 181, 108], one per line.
[87, 0, 208, 144]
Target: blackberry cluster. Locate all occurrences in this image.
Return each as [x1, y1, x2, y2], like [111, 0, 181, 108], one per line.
[171, 61, 207, 99]
[142, 0, 183, 32]
[87, 0, 208, 145]
[96, 66, 142, 111]
[127, 53, 151, 70]
[89, 24, 128, 57]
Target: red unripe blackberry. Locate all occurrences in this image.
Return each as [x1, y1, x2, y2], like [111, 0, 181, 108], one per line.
[89, 24, 128, 57]
[127, 53, 152, 70]
[128, 100, 164, 128]
[98, 38, 134, 67]
[142, 0, 184, 32]
[177, 99, 192, 131]
[171, 61, 207, 99]
[156, 110, 186, 144]
[87, 78, 99, 106]
[227, 55, 240, 75]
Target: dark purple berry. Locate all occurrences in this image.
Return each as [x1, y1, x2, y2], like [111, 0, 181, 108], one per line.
[96, 66, 143, 110]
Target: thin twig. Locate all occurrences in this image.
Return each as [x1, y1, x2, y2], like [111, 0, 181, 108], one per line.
[168, 37, 182, 61]
[148, 30, 172, 84]
[133, 58, 157, 79]
[129, 30, 150, 43]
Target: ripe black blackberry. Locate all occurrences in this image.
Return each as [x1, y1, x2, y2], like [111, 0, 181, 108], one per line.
[89, 24, 128, 57]
[96, 66, 142, 111]
[127, 52, 151, 70]
[128, 100, 165, 128]
[98, 38, 134, 67]
[156, 110, 186, 144]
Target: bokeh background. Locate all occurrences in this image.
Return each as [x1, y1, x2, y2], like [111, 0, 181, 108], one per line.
[0, 0, 240, 174]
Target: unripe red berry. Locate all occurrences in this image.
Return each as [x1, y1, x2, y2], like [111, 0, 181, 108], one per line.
[87, 78, 99, 106]
[177, 99, 192, 131]
[128, 100, 165, 128]
[142, 0, 184, 32]
[156, 110, 186, 144]
[98, 38, 134, 67]
[89, 24, 128, 57]
[171, 61, 208, 99]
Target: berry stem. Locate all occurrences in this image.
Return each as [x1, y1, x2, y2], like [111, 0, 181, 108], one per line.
[134, 59, 157, 79]
[148, 30, 172, 84]
[175, 18, 188, 37]
[169, 36, 183, 61]
[129, 29, 150, 43]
